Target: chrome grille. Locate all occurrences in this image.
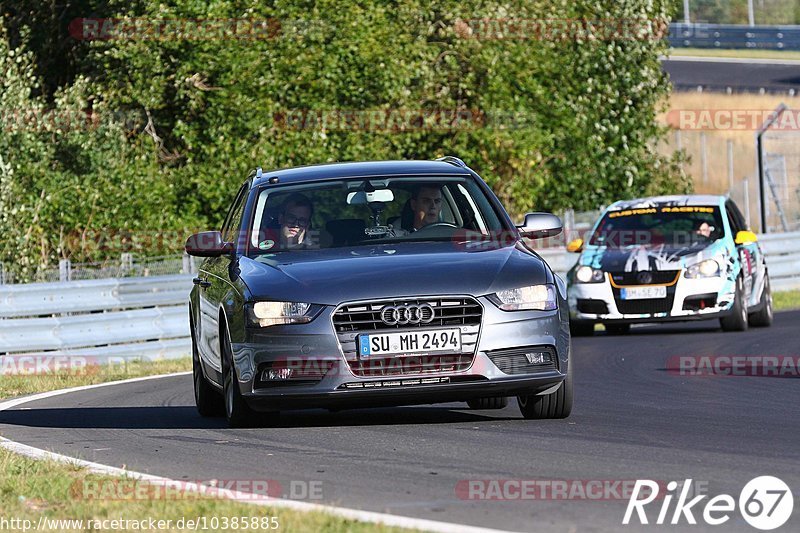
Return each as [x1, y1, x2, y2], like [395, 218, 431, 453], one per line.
[332, 297, 482, 377]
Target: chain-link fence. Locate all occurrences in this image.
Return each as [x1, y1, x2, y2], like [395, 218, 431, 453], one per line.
[656, 103, 799, 233]
[760, 128, 800, 232]
[0, 254, 197, 285]
[676, 0, 800, 25]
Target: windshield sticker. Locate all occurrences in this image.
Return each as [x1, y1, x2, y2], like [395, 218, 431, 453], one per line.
[259, 239, 275, 250]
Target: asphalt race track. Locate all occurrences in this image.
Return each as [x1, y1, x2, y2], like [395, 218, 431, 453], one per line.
[662, 56, 800, 93]
[2, 311, 799, 532]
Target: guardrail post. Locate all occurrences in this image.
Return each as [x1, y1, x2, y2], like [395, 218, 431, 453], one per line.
[59, 259, 72, 282]
[0, 262, 5, 285]
[120, 253, 133, 275]
[182, 252, 191, 274]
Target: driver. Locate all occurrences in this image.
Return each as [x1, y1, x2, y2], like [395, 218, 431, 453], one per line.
[695, 221, 714, 239]
[406, 185, 443, 232]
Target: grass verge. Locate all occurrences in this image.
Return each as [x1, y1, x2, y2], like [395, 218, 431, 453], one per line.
[0, 358, 414, 533]
[773, 289, 800, 311]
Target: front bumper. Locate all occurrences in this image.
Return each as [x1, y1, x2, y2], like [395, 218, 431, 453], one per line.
[568, 273, 736, 324]
[228, 296, 570, 411]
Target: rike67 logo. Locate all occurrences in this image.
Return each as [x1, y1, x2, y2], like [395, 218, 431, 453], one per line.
[624, 477, 794, 530]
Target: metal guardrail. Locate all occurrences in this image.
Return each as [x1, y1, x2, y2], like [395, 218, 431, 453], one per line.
[0, 275, 192, 362]
[541, 231, 800, 291]
[1, 233, 798, 364]
[669, 23, 800, 50]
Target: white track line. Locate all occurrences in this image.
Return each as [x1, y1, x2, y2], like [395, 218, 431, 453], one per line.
[661, 54, 800, 66]
[0, 373, 515, 533]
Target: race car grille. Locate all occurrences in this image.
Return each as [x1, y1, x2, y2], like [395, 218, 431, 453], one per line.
[609, 270, 680, 286]
[613, 293, 675, 315]
[486, 346, 559, 375]
[332, 297, 482, 377]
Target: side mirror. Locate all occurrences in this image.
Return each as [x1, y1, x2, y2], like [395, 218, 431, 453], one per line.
[734, 230, 758, 245]
[517, 213, 563, 239]
[185, 231, 234, 257]
[566, 238, 584, 253]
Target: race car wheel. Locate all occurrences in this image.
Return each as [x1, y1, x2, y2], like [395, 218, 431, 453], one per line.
[748, 275, 773, 328]
[517, 362, 573, 419]
[604, 323, 630, 335]
[720, 276, 748, 332]
[570, 320, 594, 337]
[466, 397, 509, 410]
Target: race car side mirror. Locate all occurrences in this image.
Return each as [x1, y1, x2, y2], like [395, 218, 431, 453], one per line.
[734, 230, 758, 245]
[566, 238, 584, 253]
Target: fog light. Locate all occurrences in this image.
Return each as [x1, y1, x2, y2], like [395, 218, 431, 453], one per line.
[265, 368, 293, 380]
[524, 351, 552, 365]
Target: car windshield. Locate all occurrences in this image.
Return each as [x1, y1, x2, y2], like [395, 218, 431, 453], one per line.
[247, 176, 506, 253]
[589, 205, 724, 248]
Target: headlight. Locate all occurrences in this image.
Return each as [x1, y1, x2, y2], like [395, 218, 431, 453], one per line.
[492, 284, 557, 311]
[685, 259, 720, 279]
[575, 265, 605, 284]
[247, 301, 316, 327]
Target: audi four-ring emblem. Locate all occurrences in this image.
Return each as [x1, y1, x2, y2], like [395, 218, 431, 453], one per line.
[380, 304, 435, 325]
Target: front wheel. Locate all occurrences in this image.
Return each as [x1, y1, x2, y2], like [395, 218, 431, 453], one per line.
[604, 323, 630, 335]
[466, 397, 508, 410]
[192, 315, 224, 417]
[517, 363, 573, 419]
[570, 320, 594, 337]
[720, 276, 748, 332]
[221, 325, 259, 428]
[748, 276, 773, 328]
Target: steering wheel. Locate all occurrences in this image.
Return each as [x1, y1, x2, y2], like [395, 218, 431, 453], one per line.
[416, 222, 459, 231]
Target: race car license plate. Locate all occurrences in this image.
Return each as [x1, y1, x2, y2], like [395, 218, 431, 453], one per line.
[620, 286, 667, 300]
[358, 329, 461, 358]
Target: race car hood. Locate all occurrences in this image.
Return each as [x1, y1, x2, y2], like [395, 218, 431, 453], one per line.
[238, 240, 553, 305]
[579, 239, 728, 272]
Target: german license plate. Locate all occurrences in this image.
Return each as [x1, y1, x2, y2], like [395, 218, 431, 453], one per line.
[358, 329, 461, 358]
[620, 286, 667, 300]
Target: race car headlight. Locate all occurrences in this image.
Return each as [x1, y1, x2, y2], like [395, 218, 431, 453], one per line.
[247, 301, 317, 327]
[492, 284, 557, 311]
[575, 265, 605, 284]
[685, 259, 720, 279]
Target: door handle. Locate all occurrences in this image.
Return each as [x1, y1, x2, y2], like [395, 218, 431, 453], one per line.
[192, 277, 212, 288]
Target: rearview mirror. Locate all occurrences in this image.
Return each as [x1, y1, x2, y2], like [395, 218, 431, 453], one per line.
[734, 230, 758, 245]
[517, 213, 563, 239]
[185, 231, 234, 257]
[347, 189, 394, 205]
[566, 238, 584, 253]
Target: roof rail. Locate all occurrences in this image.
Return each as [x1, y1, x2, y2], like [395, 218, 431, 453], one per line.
[255, 167, 263, 178]
[436, 156, 467, 168]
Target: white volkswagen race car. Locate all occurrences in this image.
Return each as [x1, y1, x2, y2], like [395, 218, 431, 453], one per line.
[566, 195, 773, 335]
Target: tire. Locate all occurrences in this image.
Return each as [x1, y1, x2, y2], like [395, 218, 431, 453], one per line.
[191, 315, 224, 417]
[604, 323, 630, 335]
[720, 276, 749, 332]
[517, 361, 573, 419]
[221, 323, 259, 428]
[466, 397, 509, 410]
[570, 319, 594, 337]
[748, 276, 773, 328]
